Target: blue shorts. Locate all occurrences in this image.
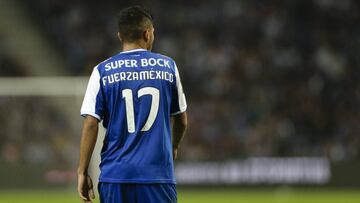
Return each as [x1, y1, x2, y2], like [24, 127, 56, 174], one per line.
[98, 182, 177, 203]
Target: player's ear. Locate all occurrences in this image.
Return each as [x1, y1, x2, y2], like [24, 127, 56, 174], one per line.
[143, 29, 150, 42]
[143, 29, 151, 43]
[117, 32, 123, 42]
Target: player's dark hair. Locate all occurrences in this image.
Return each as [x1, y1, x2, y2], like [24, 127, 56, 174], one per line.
[117, 6, 154, 43]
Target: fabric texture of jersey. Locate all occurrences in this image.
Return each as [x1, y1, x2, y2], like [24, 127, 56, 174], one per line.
[98, 182, 177, 203]
[80, 49, 187, 184]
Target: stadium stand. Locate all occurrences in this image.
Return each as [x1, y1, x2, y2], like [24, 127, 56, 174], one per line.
[1, 0, 359, 171]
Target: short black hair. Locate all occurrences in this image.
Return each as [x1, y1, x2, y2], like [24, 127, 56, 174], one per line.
[117, 6, 154, 43]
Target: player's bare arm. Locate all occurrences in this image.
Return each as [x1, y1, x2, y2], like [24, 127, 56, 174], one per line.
[77, 116, 99, 203]
[172, 112, 188, 160]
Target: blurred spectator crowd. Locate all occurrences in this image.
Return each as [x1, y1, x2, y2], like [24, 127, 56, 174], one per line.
[0, 97, 77, 167]
[1, 0, 360, 166]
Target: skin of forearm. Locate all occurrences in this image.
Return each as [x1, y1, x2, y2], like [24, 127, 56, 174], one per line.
[173, 125, 186, 148]
[172, 117, 187, 148]
[77, 116, 99, 175]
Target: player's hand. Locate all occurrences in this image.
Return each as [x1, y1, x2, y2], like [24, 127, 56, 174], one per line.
[77, 173, 95, 203]
[173, 147, 178, 160]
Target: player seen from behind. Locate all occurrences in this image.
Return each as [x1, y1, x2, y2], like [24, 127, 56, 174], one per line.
[77, 6, 187, 203]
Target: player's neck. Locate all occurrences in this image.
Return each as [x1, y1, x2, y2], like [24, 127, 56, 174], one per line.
[122, 42, 148, 52]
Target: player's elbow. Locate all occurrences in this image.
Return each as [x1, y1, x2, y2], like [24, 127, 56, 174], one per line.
[180, 114, 188, 131]
[83, 115, 99, 130]
[174, 112, 188, 132]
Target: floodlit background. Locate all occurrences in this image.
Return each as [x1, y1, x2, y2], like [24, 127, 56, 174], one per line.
[0, 0, 360, 202]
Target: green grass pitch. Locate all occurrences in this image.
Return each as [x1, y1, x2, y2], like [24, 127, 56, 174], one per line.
[0, 188, 359, 203]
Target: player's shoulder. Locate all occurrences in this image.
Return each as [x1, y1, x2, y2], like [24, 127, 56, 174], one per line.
[149, 51, 178, 70]
[92, 55, 116, 74]
[151, 51, 175, 61]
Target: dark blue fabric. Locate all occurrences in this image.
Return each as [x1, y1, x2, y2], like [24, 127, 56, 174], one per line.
[98, 182, 177, 203]
[94, 50, 181, 183]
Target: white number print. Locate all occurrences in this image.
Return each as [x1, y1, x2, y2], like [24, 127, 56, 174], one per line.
[122, 89, 135, 133]
[122, 87, 160, 133]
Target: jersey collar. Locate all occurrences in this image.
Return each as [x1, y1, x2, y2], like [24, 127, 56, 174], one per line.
[120, 48, 147, 54]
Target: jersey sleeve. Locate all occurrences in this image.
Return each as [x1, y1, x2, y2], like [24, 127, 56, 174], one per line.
[80, 66, 105, 121]
[170, 62, 187, 115]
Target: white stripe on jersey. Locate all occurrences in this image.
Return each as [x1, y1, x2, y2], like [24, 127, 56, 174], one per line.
[172, 63, 187, 115]
[80, 66, 102, 120]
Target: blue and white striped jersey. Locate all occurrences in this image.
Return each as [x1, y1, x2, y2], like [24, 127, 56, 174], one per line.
[80, 49, 187, 184]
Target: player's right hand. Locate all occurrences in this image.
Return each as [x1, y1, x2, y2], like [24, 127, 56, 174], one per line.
[77, 173, 95, 203]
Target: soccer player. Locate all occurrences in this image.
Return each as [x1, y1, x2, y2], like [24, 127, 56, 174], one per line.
[77, 6, 187, 203]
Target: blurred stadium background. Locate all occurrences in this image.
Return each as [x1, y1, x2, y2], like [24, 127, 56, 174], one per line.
[0, 0, 360, 202]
